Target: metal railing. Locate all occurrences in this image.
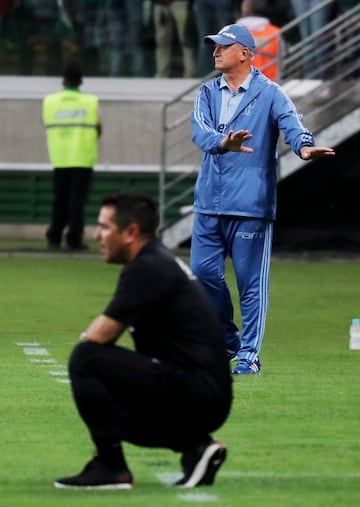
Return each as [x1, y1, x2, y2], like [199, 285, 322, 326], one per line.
[158, 0, 360, 230]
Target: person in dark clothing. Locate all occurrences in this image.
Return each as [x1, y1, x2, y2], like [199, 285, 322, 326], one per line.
[43, 61, 102, 251]
[54, 190, 233, 490]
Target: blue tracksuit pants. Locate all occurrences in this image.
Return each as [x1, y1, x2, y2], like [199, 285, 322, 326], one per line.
[190, 213, 273, 362]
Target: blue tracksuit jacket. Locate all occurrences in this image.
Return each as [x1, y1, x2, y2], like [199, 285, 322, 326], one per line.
[191, 68, 315, 221]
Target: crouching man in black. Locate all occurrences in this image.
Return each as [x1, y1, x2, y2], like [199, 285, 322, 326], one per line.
[55, 190, 233, 490]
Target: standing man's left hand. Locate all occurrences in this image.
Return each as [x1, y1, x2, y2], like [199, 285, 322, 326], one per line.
[300, 146, 335, 160]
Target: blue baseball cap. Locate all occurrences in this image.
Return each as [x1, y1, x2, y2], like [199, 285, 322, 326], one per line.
[204, 24, 256, 51]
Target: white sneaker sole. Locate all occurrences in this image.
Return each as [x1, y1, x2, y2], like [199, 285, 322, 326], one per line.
[178, 442, 226, 488]
[54, 481, 133, 490]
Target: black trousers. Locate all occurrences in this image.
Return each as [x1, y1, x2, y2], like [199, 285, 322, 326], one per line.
[46, 168, 93, 248]
[68, 341, 231, 453]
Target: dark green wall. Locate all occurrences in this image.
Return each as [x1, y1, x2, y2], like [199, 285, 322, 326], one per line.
[0, 170, 196, 226]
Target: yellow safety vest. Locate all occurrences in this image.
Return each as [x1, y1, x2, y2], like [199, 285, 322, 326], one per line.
[42, 89, 99, 168]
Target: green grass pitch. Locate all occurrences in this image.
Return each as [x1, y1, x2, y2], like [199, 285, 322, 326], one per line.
[1, 253, 360, 507]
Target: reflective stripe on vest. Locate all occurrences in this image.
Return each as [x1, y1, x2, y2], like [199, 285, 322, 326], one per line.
[251, 24, 280, 82]
[43, 89, 99, 168]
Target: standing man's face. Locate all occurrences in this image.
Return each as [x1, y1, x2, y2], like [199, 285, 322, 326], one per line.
[213, 43, 249, 72]
[95, 205, 130, 264]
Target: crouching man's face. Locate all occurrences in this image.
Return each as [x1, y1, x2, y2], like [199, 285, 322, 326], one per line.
[95, 205, 134, 264]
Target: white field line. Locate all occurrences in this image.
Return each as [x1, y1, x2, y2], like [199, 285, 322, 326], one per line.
[223, 471, 360, 479]
[16, 341, 40, 346]
[30, 358, 56, 363]
[23, 347, 49, 355]
[49, 370, 68, 376]
[156, 474, 219, 502]
[157, 472, 182, 485]
[177, 493, 219, 502]
[16, 341, 69, 383]
[157, 470, 360, 489]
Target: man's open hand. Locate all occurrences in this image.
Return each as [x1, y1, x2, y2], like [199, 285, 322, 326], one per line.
[221, 129, 254, 153]
[300, 146, 335, 160]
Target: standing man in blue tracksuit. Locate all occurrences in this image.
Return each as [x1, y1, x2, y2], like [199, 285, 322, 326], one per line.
[190, 23, 335, 375]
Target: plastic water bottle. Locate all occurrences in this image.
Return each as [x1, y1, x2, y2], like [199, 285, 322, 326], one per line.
[349, 319, 360, 350]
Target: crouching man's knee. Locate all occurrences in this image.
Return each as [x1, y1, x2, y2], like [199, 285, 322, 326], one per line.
[69, 341, 102, 378]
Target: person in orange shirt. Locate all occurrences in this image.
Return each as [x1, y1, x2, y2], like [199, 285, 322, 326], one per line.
[236, 0, 282, 81]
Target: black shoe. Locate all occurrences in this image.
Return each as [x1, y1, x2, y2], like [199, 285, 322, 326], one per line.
[47, 243, 61, 252]
[54, 456, 134, 490]
[175, 440, 227, 488]
[226, 339, 240, 362]
[66, 243, 89, 252]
